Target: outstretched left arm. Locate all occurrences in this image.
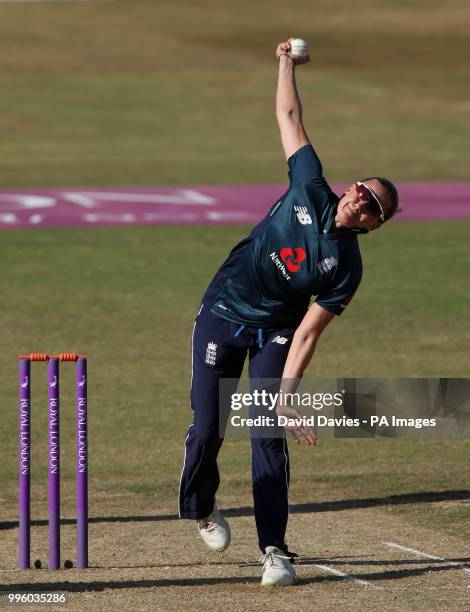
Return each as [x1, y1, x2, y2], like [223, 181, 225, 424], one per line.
[282, 303, 335, 379]
[276, 303, 335, 445]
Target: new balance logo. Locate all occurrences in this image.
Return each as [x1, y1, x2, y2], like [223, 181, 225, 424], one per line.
[318, 257, 338, 275]
[294, 205, 312, 225]
[205, 342, 217, 366]
[272, 336, 289, 345]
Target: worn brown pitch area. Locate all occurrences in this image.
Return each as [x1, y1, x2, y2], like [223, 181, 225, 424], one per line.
[1, 502, 468, 611]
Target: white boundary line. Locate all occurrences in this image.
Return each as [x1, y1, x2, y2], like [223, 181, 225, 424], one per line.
[384, 542, 470, 575]
[310, 563, 382, 589]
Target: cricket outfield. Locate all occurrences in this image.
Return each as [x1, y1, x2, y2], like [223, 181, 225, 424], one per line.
[0, 0, 469, 610]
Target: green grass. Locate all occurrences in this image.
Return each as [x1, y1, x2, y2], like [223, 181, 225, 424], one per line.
[0, 0, 468, 552]
[0, 0, 469, 185]
[0, 223, 468, 539]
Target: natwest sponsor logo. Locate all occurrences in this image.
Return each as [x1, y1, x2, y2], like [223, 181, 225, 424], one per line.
[270, 247, 306, 280]
[270, 252, 291, 280]
[279, 248, 306, 272]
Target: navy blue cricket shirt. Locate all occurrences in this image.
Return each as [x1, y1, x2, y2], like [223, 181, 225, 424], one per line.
[202, 144, 363, 329]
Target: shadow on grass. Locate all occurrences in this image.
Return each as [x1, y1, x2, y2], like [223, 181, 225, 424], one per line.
[296, 562, 470, 585]
[297, 557, 470, 568]
[54, 554, 470, 570]
[0, 563, 465, 592]
[0, 577, 260, 592]
[1, 489, 468, 530]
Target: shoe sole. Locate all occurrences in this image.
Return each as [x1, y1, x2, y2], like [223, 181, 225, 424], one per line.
[198, 533, 231, 552]
[261, 577, 295, 587]
[206, 541, 230, 552]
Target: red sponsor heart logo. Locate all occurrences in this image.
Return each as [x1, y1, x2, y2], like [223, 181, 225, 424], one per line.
[279, 247, 306, 272]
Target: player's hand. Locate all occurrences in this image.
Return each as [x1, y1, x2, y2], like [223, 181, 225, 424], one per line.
[275, 39, 310, 65]
[275, 404, 317, 446]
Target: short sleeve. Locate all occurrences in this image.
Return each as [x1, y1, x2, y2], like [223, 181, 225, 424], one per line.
[287, 144, 324, 184]
[316, 287, 358, 316]
[316, 269, 362, 316]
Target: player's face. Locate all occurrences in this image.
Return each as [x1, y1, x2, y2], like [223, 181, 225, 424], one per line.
[335, 180, 389, 231]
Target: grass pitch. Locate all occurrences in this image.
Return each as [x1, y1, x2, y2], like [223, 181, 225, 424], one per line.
[0, 0, 469, 609]
[0, 0, 469, 186]
[0, 223, 469, 609]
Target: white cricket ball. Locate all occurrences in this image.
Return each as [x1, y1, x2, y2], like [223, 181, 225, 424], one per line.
[289, 38, 309, 59]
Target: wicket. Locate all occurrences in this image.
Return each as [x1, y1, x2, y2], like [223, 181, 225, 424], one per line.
[18, 353, 88, 570]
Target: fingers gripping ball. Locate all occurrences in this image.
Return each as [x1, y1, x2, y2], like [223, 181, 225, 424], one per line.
[289, 38, 309, 60]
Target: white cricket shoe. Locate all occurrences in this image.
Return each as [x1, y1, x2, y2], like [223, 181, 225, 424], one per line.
[197, 504, 231, 552]
[260, 546, 296, 586]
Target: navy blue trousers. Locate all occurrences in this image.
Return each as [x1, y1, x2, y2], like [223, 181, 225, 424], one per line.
[179, 305, 295, 552]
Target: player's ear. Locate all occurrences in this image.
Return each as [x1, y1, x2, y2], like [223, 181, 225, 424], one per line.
[369, 220, 382, 231]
